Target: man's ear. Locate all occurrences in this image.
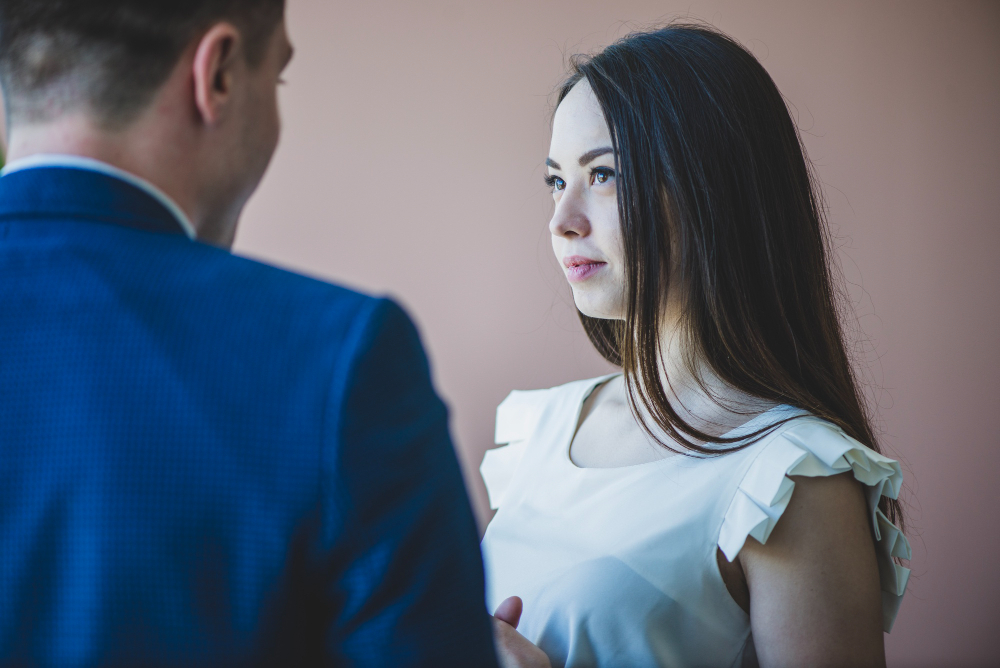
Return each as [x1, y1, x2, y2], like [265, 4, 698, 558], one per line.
[192, 23, 243, 126]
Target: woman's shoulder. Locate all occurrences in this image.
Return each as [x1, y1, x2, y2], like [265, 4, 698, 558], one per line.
[718, 412, 910, 631]
[732, 414, 904, 507]
[494, 373, 619, 446]
[481, 374, 618, 511]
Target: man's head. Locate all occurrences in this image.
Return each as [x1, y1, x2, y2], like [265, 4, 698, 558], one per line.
[0, 0, 292, 246]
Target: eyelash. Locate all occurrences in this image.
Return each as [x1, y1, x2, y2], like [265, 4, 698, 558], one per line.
[543, 174, 563, 190]
[591, 167, 615, 184]
[544, 167, 616, 192]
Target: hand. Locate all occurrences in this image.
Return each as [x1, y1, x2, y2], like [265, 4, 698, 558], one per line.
[492, 596, 551, 668]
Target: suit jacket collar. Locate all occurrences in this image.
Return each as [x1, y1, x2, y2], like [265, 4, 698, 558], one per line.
[0, 164, 194, 238]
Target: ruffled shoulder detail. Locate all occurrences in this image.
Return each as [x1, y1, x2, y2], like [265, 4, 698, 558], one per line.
[494, 388, 552, 445]
[717, 417, 911, 632]
[480, 388, 552, 510]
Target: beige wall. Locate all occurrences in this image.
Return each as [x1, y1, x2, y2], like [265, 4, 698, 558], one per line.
[11, 0, 976, 664]
[238, 2, 1000, 663]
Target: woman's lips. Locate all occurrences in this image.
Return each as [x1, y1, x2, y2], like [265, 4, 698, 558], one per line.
[563, 255, 607, 282]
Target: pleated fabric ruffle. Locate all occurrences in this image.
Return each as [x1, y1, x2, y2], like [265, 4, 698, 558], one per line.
[481, 388, 550, 509]
[717, 418, 911, 632]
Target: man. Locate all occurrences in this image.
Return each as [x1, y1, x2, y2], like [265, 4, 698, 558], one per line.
[0, 1, 498, 665]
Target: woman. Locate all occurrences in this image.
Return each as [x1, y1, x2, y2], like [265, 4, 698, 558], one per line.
[482, 24, 910, 668]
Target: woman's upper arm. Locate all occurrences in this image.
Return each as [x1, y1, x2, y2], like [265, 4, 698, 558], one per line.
[739, 472, 886, 668]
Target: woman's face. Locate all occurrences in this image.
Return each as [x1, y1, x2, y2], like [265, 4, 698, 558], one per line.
[547, 79, 626, 320]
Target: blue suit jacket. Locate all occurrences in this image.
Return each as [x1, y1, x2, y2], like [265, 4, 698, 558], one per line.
[0, 166, 498, 667]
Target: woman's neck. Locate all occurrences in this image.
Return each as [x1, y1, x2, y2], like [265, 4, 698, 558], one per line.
[650, 310, 776, 440]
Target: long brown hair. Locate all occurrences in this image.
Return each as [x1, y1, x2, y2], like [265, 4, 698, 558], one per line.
[560, 24, 903, 529]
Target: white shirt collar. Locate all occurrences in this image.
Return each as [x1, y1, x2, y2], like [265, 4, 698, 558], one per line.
[1, 154, 197, 239]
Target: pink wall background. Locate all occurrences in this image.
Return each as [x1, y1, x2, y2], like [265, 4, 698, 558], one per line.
[235, 2, 1000, 664]
[1, 0, 982, 664]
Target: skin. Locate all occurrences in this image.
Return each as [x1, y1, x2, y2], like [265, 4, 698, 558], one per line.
[494, 598, 551, 668]
[4, 18, 295, 248]
[491, 79, 886, 667]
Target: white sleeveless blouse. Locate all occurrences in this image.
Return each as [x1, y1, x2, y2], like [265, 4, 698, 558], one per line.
[480, 374, 910, 668]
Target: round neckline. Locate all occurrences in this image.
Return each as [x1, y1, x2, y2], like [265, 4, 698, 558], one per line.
[562, 374, 794, 472]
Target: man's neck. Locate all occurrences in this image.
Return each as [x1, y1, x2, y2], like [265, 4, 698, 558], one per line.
[5, 116, 230, 245]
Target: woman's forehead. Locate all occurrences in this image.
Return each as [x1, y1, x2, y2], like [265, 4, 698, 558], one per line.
[551, 81, 611, 157]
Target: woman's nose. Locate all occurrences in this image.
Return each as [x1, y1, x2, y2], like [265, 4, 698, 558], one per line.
[549, 191, 591, 239]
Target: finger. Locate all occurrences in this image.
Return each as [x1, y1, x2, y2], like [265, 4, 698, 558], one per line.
[491, 618, 551, 668]
[493, 595, 523, 628]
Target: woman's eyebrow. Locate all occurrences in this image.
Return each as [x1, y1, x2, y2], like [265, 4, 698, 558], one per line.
[579, 147, 614, 166]
[546, 147, 614, 170]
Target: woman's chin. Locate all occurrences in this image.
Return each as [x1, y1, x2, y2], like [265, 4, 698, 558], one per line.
[574, 298, 624, 321]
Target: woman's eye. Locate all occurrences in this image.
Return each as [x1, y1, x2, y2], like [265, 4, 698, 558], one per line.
[544, 175, 566, 192]
[591, 167, 615, 185]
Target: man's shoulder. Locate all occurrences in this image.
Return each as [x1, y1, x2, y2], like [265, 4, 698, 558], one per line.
[60, 227, 398, 362]
[149, 237, 384, 331]
[186, 243, 407, 359]
[189, 241, 371, 307]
